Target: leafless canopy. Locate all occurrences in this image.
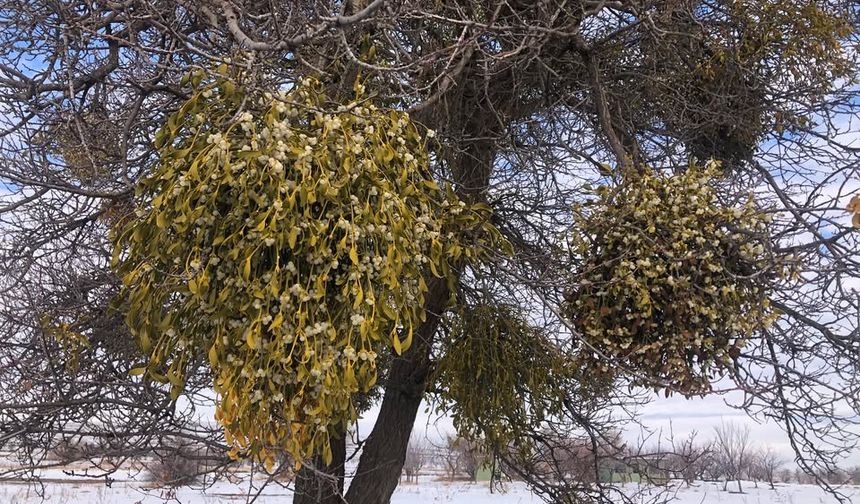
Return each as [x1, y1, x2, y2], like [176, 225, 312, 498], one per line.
[0, 1, 858, 503]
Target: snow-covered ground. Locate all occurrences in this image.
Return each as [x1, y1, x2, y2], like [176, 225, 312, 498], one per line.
[1, 475, 857, 504]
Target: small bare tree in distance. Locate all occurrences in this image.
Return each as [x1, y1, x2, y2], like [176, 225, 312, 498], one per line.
[442, 435, 463, 481]
[403, 436, 428, 483]
[758, 447, 785, 490]
[714, 422, 753, 493]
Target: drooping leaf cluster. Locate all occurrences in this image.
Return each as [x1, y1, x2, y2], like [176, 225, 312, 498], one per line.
[434, 304, 610, 457]
[566, 162, 787, 395]
[111, 68, 502, 467]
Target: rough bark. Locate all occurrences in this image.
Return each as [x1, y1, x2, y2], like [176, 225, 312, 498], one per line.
[344, 129, 501, 504]
[343, 277, 449, 504]
[293, 434, 347, 504]
[343, 57, 506, 503]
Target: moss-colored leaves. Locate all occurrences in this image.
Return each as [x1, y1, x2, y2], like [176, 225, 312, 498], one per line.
[112, 71, 499, 467]
[434, 305, 608, 457]
[40, 316, 91, 374]
[566, 162, 785, 395]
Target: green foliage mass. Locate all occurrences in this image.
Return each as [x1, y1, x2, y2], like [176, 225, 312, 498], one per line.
[112, 69, 501, 467]
[434, 304, 610, 456]
[566, 162, 787, 395]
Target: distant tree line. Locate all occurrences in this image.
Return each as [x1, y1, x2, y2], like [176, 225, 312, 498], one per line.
[400, 423, 860, 494]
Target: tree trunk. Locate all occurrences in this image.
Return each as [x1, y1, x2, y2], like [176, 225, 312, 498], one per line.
[343, 51, 505, 502]
[343, 277, 449, 504]
[293, 434, 347, 504]
[343, 127, 499, 502]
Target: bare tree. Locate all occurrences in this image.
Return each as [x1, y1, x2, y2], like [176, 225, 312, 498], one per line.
[144, 436, 208, 488]
[440, 435, 487, 483]
[713, 422, 753, 493]
[403, 436, 428, 484]
[823, 467, 849, 486]
[668, 431, 712, 487]
[778, 467, 794, 484]
[756, 447, 785, 490]
[0, 2, 857, 504]
[456, 438, 485, 483]
[847, 466, 860, 485]
[441, 435, 463, 482]
[796, 468, 816, 485]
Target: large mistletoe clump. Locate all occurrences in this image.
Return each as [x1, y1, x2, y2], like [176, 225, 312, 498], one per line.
[113, 69, 499, 467]
[566, 163, 787, 395]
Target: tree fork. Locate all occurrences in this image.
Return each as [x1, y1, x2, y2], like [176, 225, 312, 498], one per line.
[293, 433, 347, 504]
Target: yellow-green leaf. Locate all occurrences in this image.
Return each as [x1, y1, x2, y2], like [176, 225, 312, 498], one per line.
[288, 227, 299, 249]
[208, 344, 219, 367]
[243, 256, 252, 281]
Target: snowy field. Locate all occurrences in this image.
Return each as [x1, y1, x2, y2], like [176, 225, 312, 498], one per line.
[1, 475, 857, 504]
